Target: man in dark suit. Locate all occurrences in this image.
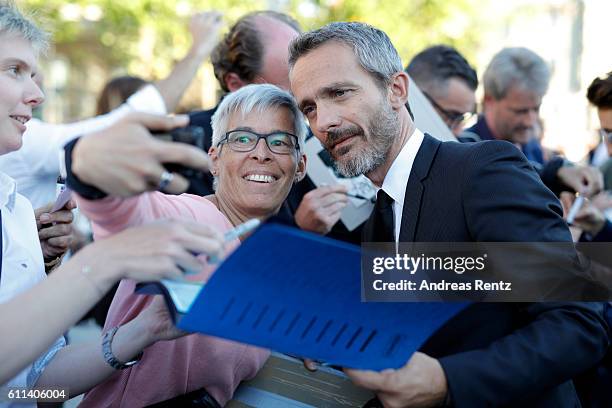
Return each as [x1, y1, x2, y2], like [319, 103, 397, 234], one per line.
[288, 22, 610, 407]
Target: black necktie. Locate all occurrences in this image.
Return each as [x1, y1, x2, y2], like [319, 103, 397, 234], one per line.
[371, 189, 395, 243]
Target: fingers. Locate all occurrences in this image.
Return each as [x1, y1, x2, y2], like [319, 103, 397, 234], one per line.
[559, 192, 574, 217]
[583, 168, 604, 196]
[194, 10, 222, 24]
[125, 112, 189, 132]
[165, 245, 205, 275]
[303, 185, 349, 208]
[65, 199, 77, 211]
[46, 235, 73, 248]
[180, 222, 225, 259]
[145, 257, 185, 281]
[35, 202, 54, 218]
[314, 184, 349, 196]
[343, 368, 386, 390]
[154, 141, 212, 172]
[150, 168, 191, 195]
[303, 358, 318, 372]
[38, 223, 72, 241]
[39, 209, 74, 225]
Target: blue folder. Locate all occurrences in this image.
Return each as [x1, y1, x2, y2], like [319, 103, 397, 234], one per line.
[151, 223, 468, 370]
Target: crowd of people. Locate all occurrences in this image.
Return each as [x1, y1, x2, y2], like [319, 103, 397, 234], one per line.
[1, 1, 612, 407]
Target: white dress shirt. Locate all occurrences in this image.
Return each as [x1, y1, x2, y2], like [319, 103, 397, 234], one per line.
[0, 172, 65, 402]
[0, 85, 167, 209]
[380, 128, 425, 243]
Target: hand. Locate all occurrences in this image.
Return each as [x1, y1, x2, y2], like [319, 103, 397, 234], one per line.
[560, 192, 606, 236]
[70, 220, 225, 289]
[303, 358, 318, 372]
[137, 296, 186, 343]
[35, 200, 77, 261]
[72, 112, 211, 197]
[557, 165, 603, 197]
[189, 11, 223, 57]
[590, 191, 612, 212]
[344, 352, 448, 408]
[295, 184, 349, 235]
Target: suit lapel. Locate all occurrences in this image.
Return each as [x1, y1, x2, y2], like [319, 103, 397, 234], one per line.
[399, 134, 441, 242]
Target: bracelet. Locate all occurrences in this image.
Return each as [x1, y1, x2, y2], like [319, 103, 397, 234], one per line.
[102, 326, 143, 370]
[44, 256, 63, 273]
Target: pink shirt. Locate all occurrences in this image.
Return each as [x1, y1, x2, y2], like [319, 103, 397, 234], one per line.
[77, 192, 269, 407]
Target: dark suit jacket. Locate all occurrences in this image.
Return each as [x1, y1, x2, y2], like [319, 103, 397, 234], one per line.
[363, 134, 610, 407]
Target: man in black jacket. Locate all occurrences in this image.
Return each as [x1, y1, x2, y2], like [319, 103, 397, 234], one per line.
[288, 22, 610, 407]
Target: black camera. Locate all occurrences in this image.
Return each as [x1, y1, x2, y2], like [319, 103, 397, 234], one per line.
[152, 126, 207, 184]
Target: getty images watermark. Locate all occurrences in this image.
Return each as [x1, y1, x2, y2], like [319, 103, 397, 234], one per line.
[371, 252, 512, 292]
[361, 242, 612, 302]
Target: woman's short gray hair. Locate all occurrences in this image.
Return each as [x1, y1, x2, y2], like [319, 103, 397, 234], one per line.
[288, 22, 403, 88]
[211, 83, 307, 151]
[0, 1, 48, 54]
[483, 47, 550, 100]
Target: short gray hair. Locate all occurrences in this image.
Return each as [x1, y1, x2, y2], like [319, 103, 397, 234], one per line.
[288, 22, 403, 88]
[0, 1, 48, 54]
[483, 47, 550, 100]
[211, 83, 307, 150]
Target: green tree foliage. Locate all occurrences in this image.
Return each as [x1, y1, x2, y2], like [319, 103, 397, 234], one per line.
[21, 0, 486, 75]
[292, 0, 484, 65]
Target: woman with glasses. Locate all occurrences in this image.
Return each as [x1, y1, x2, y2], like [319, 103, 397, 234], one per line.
[71, 84, 307, 407]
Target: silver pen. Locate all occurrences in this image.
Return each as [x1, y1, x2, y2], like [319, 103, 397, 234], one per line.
[181, 219, 262, 273]
[224, 218, 261, 242]
[566, 194, 584, 225]
[208, 218, 262, 264]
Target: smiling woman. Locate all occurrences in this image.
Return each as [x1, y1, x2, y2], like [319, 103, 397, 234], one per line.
[70, 83, 309, 407]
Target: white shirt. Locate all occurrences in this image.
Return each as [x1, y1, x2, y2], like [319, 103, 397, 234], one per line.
[591, 141, 609, 167]
[0, 172, 65, 402]
[380, 128, 425, 243]
[0, 85, 166, 209]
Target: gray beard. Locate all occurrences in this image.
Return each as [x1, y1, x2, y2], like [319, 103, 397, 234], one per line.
[334, 105, 398, 177]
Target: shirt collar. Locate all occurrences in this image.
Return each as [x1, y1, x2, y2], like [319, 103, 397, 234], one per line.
[471, 115, 495, 141]
[0, 171, 17, 212]
[381, 128, 425, 206]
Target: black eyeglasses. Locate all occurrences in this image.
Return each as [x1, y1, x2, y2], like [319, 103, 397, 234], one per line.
[601, 128, 612, 143]
[217, 129, 300, 155]
[422, 91, 475, 128]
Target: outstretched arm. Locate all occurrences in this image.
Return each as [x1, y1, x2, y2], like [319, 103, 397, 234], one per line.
[154, 11, 223, 112]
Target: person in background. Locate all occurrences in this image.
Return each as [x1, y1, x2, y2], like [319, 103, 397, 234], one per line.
[95, 75, 148, 115]
[0, 10, 222, 209]
[0, 2, 225, 403]
[587, 72, 612, 188]
[406, 45, 477, 137]
[461, 47, 548, 166]
[462, 47, 604, 199]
